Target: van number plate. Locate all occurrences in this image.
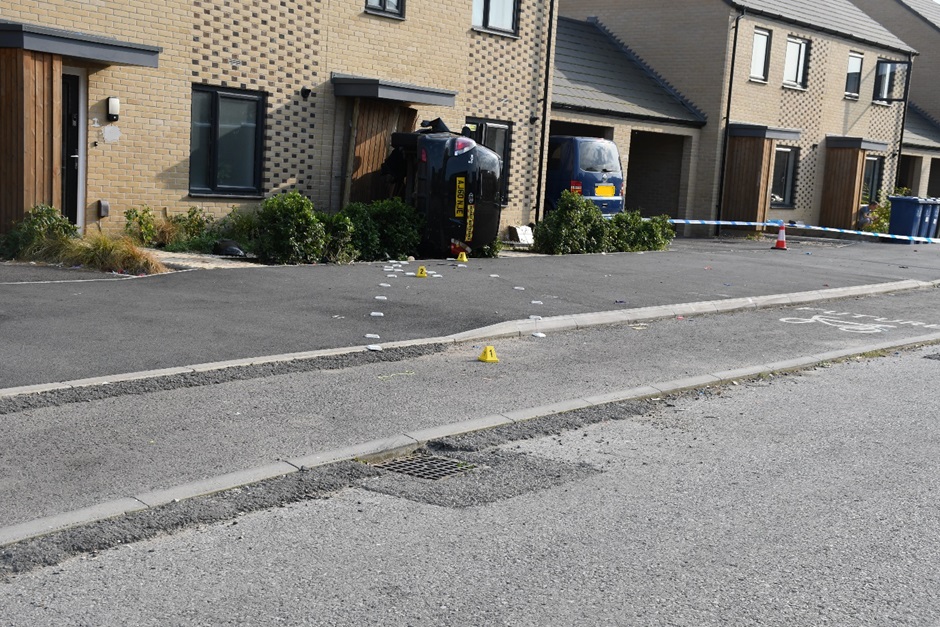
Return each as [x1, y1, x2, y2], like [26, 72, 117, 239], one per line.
[595, 184, 615, 197]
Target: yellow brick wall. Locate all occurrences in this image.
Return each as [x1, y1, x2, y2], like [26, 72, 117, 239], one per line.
[732, 16, 907, 224]
[2, 0, 555, 234]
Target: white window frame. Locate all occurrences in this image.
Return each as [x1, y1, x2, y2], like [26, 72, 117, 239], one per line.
[783, 37, 809, 88]
[845, 52, 863, 98]
[472, 0, 517, 34]
[750, 28, 771, 81]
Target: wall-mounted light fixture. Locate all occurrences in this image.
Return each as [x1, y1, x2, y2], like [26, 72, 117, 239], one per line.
[107, 97, 120, 122]
[300, 87, 312, 100]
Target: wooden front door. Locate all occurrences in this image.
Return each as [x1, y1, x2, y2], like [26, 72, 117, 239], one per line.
[349, 100, 416, 203]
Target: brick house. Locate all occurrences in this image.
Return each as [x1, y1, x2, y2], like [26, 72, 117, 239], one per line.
[0, 0, 556, 236]
[559, 0, 916, 232]
[849, 0, 940, 198]
[550, 17, 706, 221]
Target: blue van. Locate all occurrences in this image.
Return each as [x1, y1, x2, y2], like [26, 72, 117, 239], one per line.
[545, 136, 624, 214]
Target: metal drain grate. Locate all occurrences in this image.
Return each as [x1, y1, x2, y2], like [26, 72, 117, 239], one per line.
[371, 453, 476, 481]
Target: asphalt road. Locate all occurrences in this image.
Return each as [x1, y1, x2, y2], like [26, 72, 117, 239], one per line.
[3, 237, 940, 389]
[2, 346, 938, 625]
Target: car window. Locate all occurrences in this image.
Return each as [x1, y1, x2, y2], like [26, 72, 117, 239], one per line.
[579, 141, 621, 173]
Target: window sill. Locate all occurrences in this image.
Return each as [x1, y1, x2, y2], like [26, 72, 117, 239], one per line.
[189, 192, 264, 200]
[748, 77, 768, 85]
[771, 204, 796, 210]
[363, 8, 405, 21]
[782, 83, 807, 92]
[471, 26, 520, 39]
[872, 99, 893, 107]
[844, 93, 860, 101]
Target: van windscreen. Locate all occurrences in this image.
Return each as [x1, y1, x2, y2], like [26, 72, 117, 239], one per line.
[579, 141, 621, 173]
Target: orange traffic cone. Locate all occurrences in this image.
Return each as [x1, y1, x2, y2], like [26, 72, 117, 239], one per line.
[772, 223, 788, 251]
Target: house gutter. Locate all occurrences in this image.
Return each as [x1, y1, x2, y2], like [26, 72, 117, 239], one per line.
[895, 52, 915, 189]
[715, 9, 745, 234]
[534, 0, 557, 224]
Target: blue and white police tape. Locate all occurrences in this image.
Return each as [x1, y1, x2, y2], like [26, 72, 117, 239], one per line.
[665, 219, 940, 244]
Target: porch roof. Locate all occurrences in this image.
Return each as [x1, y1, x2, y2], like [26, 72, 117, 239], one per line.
[0, 19, 161, 67]
[330, 73, 456, 107]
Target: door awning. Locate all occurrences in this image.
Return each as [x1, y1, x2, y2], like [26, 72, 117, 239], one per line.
[331, 72, 456, 107]
[826, 136, 889, 152]
[728, 123, 802, 141]
[0, 19, 161, 68]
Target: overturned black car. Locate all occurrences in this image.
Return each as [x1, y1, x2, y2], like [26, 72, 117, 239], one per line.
[383, 119, 503, 258]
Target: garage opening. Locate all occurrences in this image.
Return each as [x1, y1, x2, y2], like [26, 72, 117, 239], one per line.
[625, 131, 685, 218]
[548, 121, 612, 140]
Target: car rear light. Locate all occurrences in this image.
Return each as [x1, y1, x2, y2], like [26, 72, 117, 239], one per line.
[452, 137, 476, 156]
[570, 180, 582, 195]
[621, 180, 625, 197]
[420, 148, 427, 163]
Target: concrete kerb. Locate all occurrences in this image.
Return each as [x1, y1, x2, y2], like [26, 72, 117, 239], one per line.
[3, 280, 940, 547]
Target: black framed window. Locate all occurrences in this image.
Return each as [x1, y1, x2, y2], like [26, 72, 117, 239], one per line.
[845, 53, 863, 98]
[862, 156, 884, 202]
[771, 146, 799, 207]
[466, 117, 512, 204]
[472, 0, 518, 34]
[873, 60, 897, 102]
[190, 84, 266, 196]
[365, 0, 403, 18]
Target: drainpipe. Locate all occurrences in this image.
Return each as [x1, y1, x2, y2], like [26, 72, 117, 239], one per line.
[715, 9, 745, 235]
[534, 0, 557, 224]
[894, 52, 915, 190]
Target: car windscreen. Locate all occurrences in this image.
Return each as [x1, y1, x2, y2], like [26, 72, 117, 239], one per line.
[578, 141, 621, 173]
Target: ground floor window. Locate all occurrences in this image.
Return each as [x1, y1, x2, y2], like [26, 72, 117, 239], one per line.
[190, 84, 266, 196]
[771, 146, 799, 207]
[465, 117, 511, 204]
[862, 155, 884, 203]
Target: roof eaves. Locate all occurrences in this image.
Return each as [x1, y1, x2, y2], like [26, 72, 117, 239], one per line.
[725, 1, 917, 56]
[552, 103, 707, 128]
[587, 17, 707, 124]
[909, 101, 940, 130]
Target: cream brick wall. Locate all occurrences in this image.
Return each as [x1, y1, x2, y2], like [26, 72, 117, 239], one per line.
[559, 0, 732, 222]
[559, 0, 907, 227]
[732, 16, 906, 224]
[319, 0, 556, 228]
[3, 0, 555, 235]
[850, 0, 940, 121]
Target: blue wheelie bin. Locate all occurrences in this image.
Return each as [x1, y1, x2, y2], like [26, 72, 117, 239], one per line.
[888, 196, 925, 244]
[920, 199, 940, 241]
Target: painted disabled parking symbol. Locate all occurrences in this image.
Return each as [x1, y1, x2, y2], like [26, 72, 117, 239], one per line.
[779, 314, 895, 334]
[780, 307, 940, 334]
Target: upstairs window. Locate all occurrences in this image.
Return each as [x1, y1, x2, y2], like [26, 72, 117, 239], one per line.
[771, 146, 799, 207]
[873, 59, 898, 102]
[472, 0, 517, 34]
[783, 37, 809, 88]
[365, 0, 403, 18]
[845, 53, 863, 98]
[750, 28, 771, 81]
[190, 84, 266, 196]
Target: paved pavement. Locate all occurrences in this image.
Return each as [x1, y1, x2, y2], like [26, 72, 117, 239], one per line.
[2, 236, 940, 548]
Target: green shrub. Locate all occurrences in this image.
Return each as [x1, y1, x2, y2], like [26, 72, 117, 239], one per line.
[255, 191, 325, 264]
[862, 187, 909, 234]
[533, 191, 609, 254]
[0, 204, 79, 259]
[124, 206, 158, 245]
[213, 207, 259, 253]
[473, 237, 502, 258]
[317, 212, 357, 264]
[169, 207, 214, 240]
[608, 211, 674, 252]
[340, 198, 421, 261]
